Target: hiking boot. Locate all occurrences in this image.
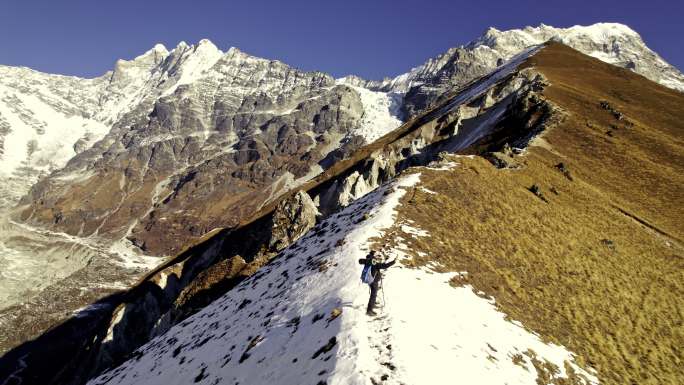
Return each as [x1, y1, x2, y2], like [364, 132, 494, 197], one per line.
[366, 309, 377, 316]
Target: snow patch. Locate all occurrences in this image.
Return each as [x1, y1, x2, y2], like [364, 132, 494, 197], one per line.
[426, 161, 459, 171]
[419, 186, 437, 195]
[400, 224, 429, 237]
[108, 238, 160, 270]
[104, 306, 126, 343]
[380, 266, 598, 385]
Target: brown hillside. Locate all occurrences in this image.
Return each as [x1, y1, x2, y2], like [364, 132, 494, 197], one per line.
[380, 43, 683, 385]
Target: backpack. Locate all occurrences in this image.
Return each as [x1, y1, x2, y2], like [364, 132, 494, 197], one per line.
[361, 263, 375, 284]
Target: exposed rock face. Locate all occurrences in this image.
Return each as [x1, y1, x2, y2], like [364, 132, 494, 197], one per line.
[484, 144, 523, 169]
[316, 55, 556, 217]
[17, 46, 367, 256]
[171, 254, 247, 323]
[269, 190, 318, 251]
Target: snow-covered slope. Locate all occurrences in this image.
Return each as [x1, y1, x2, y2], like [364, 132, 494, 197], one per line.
[89, 171, 598, 385]
[0, 70, 106, 210]
[341, 83, 403, 143]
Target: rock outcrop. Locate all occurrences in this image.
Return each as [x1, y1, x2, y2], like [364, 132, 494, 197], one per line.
[315, 55, 558, 217]
[269, 190, 318, 251]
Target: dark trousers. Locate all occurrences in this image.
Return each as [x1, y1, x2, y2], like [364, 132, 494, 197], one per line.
[367, 279, 380, 312]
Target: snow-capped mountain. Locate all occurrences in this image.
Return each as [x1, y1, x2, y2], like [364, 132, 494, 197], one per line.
[0, 40, 243, 324]
[0, 40, 215, 210]
[342, 23, 684, 117]
[10, 40, 403, 254]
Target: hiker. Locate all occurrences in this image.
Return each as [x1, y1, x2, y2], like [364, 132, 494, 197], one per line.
[359, 250, 396, 316]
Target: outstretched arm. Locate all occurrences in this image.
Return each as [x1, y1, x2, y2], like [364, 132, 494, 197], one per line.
[358, 258, 368, 265]
[377, 259, 396, 269]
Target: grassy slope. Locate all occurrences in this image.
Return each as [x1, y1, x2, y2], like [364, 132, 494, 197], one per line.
[381, 43, 683, 385]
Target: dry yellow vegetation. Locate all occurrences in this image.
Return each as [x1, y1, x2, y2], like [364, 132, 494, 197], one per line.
[379, 44, 684, 385]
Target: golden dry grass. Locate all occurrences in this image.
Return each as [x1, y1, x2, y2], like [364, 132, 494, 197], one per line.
[378, 44, 684, 385]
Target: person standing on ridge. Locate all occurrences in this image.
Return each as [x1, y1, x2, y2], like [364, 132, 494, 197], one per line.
[359, 250, 396, 316]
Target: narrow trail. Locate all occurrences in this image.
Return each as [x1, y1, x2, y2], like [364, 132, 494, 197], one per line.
[365, 289, 400, 385]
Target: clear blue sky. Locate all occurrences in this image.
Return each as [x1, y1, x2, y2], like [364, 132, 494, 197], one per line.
[1, 0, 681, 80]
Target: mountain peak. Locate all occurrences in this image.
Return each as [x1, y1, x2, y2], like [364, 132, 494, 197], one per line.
[124, 43, 169, 65]
[575, 22, 639, 36]
[226, 46, 241, 55]
[191, 39, 222, 57]
[197, 38, 214, 46]
[483, 26, 501, 36]
[223, 46, 278, 66]
[195, 38, 221, 55]
[151, 43, 168, 53]
[476, 22, 642, 47]
[534, 22, 641, 41]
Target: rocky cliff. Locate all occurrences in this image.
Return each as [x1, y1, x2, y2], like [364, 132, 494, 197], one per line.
[16, 45, 370, 257]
